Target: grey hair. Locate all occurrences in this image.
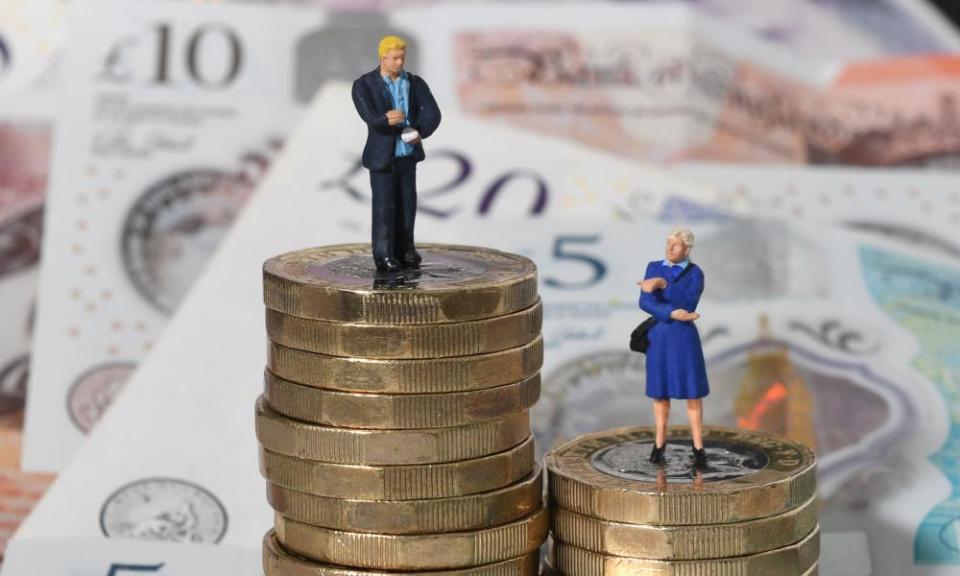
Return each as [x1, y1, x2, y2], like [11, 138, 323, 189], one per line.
[668, 227, 695, 248]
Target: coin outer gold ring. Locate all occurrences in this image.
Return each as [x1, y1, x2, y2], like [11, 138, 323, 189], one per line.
[266, 465, 543, 534]
[546, 426, 817, 525]
[265, 300, 542, 359]
[275, 507, 549, 570]
[267, 336, 543, 394]
[543, 558, 819, 576]
[259, 436, 536, 500]
[548, 525, 819, 576]
[263, 244, 538, 324]
[551, 494, 819, 559]
[255, 397, 530, 464]
[264, 370, 541, 429]
[542, 565, 818, 576]
[263, 531, 541, 576]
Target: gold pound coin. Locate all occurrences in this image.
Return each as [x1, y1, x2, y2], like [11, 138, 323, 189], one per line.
[264, 370, 540, 429]
[260, 436, 535, 500]
[263, 531, 541, 576]
[548, 525, 820, 576]
[266, 465, 543, 534]
[267, 337, 542, 394]
[551, 495, 819, 559]
[546, 557, 818, 576]
[263, 244, 538, 324]
[547, 426, 816, 525]
[266, 300, 542, 359]
[275, 507, 549, 570]
[255, 397, 530, 464]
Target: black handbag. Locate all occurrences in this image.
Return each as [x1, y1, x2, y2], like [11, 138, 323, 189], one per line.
[629, 317, 656, 353]
[630, 263, 697, 354]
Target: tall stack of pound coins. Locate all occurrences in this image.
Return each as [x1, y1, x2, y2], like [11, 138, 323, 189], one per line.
[545, 426, 820, 576]
[256, 244, 549, 576]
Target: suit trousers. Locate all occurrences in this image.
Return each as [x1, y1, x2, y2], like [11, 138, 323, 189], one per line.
[370, 155, 417, 261]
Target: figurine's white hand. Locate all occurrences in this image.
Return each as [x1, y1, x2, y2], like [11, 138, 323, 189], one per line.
[386, 109, 405, 126]
[638, 277, 667, 293]
[670, 309, 700, 322]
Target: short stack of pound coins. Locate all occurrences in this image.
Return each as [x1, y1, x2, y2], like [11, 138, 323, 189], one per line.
[545, 426, 820, 575]
[256, 244, 548, 576]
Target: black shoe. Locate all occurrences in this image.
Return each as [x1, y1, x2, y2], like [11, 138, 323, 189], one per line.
[375, 256, 402, 274]
[692, 445, 707, 469]
[648, 442, 665, 465]
[401, 249, 422, 269]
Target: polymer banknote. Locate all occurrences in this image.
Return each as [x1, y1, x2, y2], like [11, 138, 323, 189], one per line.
[283, 0, 960, 59]
[678, 163, 960, 259]
[628, 0, 960, 58]
[405, 4, 960, 168]
[0, 121, 54, 555]
[0, 2, 84, 553]
[20, 0, 335, 473]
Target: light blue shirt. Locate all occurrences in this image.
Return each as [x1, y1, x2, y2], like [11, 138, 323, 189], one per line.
[381, 70, 413, 158]
[662, 258, 689, 270]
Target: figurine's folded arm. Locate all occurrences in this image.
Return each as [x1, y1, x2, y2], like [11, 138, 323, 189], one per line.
[662, 268, 704, 311]
[640, 291, 674, 322]
[638, 263, 673, 322]
[351, 79, 394, 135]
[414, 78, 442, 139]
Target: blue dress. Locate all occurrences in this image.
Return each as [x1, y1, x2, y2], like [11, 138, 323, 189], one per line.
[638, 260, 710, 399]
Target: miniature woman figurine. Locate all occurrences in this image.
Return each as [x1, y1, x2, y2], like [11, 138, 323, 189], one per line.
[637, 227, 709, 469]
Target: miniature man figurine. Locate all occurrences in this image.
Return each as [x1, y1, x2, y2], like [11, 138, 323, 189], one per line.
[351, 35, 442, 273]
[637, 228, 710, 469]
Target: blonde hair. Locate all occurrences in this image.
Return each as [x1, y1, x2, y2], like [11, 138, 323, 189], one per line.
[668, 227, 695, 248]
[378, 35, 407, 59]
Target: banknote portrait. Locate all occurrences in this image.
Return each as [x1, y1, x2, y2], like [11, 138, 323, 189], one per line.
[66, 361, 135, 434]
[100, 478, 227, 543]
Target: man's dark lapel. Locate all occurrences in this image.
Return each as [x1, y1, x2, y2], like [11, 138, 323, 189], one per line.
[407, 73, 421, 120]
[362, 68, 391, 113]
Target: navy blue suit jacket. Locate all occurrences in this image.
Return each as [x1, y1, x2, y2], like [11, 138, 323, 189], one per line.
[351, 68, 442, 172]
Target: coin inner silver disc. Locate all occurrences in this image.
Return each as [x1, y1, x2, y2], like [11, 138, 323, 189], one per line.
[589, 440, 769, 483]
[311, 251, 490, 288]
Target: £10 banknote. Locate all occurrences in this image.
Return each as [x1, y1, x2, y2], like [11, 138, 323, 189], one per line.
[22, 0, 331, 473]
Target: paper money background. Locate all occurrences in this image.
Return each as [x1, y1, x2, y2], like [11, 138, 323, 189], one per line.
[2, 0, 960, 573]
